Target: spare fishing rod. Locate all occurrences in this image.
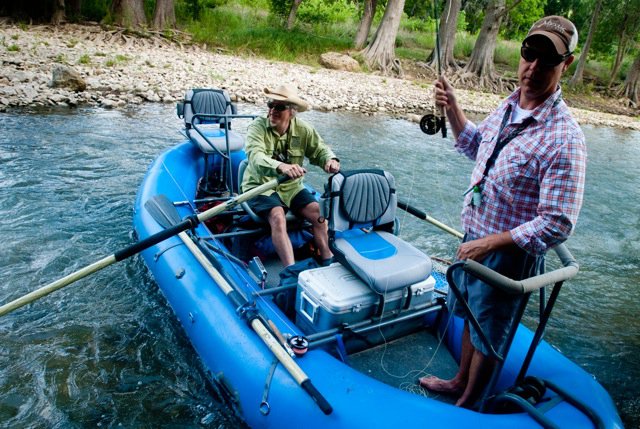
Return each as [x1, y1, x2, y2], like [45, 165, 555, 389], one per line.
[420, 0, 447, 138]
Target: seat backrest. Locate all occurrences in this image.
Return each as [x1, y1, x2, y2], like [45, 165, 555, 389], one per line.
[177, 88, 237, 128]
[322, 169, 397, 233]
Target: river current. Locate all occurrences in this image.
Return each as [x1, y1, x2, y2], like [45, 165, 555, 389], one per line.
[0, 104, 638, 427]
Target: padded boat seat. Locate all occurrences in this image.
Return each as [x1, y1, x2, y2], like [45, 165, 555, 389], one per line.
[188, 126, 244, 154]
[323, 169, 431, 293]
[177, 88, 244, 154]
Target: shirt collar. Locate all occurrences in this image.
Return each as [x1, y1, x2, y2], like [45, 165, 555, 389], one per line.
[267, 116, 299, 138]
[506, 86, 563, 124]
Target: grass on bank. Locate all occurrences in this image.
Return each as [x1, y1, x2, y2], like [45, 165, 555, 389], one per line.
[182, 0, 627, 90]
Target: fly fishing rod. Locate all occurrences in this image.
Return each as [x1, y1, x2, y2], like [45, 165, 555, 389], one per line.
[420, 0, 447, 138]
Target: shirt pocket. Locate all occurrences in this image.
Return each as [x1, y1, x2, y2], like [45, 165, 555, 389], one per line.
[287, 148, 305, 166]
[490, 147, 539, 204]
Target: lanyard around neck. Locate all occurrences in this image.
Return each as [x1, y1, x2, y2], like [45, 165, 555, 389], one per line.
[480, 105, 534, 182]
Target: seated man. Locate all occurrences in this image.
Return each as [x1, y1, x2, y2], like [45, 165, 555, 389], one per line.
[241, 84, 340, 267]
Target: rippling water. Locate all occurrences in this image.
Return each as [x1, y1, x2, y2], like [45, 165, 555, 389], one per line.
[1, 104, 638, 428]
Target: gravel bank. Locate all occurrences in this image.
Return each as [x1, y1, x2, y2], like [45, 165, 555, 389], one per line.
[1, 22, 639, 131]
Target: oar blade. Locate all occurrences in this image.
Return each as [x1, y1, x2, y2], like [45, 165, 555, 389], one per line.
[145, 194, 183, 229]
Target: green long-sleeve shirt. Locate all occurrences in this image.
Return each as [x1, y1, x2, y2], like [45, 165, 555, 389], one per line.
[241, 116, 336, 206]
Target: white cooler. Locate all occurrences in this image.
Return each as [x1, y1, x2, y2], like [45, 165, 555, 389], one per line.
[295, 263, 435, 334]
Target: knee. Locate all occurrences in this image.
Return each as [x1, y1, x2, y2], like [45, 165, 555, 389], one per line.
[304, 202, 323, 225]
[268, 208, 287, 232]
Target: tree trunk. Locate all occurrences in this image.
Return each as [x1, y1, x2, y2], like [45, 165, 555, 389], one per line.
[608, 33, 628, 88]
[618, 52, 640, 105]
[354, 0, 377, 50]
[568, 0, 603, 87]
[111, 0, 147, 28]
[608, 7, 630, 89]
[426, 0, 461, 73]
[361, 0, 406, 76]
[51, 0, 66, 25]
[457, 0, 505, 90]
[286, 0, 303, 30]
[153, 0, 176, 30]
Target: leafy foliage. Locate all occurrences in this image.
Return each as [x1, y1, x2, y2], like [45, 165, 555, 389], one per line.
[501, 0, 546, 39]
[297, 0, 358, 24]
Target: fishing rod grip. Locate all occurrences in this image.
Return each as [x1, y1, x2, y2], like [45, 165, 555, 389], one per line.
[301, 379, 333, 415]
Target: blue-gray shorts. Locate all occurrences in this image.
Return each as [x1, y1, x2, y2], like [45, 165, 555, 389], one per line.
[448, 233, 544, 357]
[248, 188, 316, 220]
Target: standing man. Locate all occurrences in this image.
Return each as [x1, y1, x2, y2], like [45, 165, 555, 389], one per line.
[419, 16, 586, 407]
[241, 84, 340, 268]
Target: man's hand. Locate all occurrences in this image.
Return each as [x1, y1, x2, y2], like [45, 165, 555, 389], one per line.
[434, 76, 457, 111]
[456, 231, 515, 262]
[324, 158, 340, 173]
[277, 162, 306, 179]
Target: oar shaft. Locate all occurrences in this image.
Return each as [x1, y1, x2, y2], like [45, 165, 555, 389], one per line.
[0, 220, 196, 318]
[0, 255, 115, 317]
[177, 231, 333, 415]
[397, 200, 464, 239]
[1, 178, 287, 318]
[197, 176, 287, 224]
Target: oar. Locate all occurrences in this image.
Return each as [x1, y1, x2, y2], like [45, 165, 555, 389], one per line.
[397, 199, 464, 239]
[0, 177, 288, 317]
[145, 194, 333, 415]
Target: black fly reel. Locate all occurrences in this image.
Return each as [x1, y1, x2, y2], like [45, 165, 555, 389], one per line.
[420, 114, 447, 138]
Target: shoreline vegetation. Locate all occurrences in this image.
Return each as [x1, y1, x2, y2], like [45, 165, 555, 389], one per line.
[1, 21, 639, 131]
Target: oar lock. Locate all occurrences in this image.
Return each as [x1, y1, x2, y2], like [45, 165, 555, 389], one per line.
[289, 335, 309, 356]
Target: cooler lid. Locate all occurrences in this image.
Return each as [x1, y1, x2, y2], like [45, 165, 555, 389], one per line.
[298, 264, 378, 312]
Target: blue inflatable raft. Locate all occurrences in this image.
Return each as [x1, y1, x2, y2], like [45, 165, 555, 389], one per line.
[132, 89, 622, 428]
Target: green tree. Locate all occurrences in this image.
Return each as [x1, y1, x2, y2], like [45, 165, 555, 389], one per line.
[568, 0, 602, 87]
[362, 0, 407, 75]
[501, 0, 545, 39]
[354, 0, 379, 49]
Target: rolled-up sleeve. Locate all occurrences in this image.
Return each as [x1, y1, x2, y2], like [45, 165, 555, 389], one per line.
[245, 118, 281, 176]
[302, 124, 336, 168]
[454, 120, 481, 161]
[511, 134, 586, 254]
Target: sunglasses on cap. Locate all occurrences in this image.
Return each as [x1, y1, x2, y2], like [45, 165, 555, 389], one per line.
[267, 101, 291, 112]
[520, 45, 571, 67]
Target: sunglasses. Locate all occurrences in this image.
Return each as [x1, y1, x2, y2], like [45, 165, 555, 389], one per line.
[520, 45, 570, 67]
[267, 101, 290, 112]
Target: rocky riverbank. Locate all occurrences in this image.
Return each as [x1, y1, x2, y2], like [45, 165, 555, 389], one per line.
[1, 22, 639, 131]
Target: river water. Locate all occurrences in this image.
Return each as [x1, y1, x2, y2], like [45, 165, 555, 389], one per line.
[0, 104, 638, 428]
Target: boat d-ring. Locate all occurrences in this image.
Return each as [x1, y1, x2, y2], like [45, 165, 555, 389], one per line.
[260, 359, 279, 415]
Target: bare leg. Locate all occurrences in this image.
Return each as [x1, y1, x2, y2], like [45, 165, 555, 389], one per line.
[299, 202, 332, 260]
[419, 323, 473, 395]
[455, 349, 496, 408]
[267, 207, 295, 267]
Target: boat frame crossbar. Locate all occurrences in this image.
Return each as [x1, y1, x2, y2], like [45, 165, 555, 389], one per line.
[302, 303, 444, 349]
[447, 244, 604, 428]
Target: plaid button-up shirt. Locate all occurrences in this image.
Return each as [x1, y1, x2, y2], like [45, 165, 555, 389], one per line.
[456, 87, 586, 255]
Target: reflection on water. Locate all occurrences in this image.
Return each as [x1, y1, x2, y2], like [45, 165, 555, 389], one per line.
[0, 104, 638, 427]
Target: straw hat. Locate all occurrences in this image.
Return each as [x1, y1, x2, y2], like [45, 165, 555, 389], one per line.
[264, 84, 310, 112]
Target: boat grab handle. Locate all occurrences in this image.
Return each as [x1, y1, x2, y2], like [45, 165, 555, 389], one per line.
[459, 244, 578, 295]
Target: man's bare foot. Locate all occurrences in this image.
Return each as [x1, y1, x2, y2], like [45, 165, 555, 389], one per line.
[418, 376, 465, 395]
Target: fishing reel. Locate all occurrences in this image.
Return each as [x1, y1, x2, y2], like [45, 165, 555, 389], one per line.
[420, 114, 447, 138]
